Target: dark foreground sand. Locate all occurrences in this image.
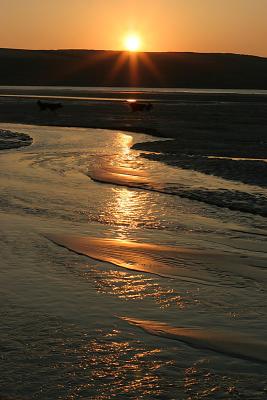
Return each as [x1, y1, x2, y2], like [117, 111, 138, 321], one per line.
[0, 91, 266, 186]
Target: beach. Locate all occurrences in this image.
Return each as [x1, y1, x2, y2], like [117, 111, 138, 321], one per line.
[1, 88, 267, 181]
[0, 88, 267, 399]
[1, 87, 267, 215]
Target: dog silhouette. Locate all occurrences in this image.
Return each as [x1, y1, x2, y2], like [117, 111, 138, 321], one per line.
[37, 100, 62, 112]
[128, 102, 153, 112]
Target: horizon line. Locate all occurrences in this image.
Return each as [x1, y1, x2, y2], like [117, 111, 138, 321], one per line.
[0, 47, 267, 59]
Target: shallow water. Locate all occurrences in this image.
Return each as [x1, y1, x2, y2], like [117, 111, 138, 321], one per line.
[0, 123, 266, 399]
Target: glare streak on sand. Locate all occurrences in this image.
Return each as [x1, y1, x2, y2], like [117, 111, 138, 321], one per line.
[46, 234, 267, 286]
[208, 156, 267, 163]
[91, 165, 151, 187]
[122, 318, 267, 364]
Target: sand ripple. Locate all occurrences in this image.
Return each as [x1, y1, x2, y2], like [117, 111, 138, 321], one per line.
[46, 234, 267, 286]
[122, 317, 267, 364]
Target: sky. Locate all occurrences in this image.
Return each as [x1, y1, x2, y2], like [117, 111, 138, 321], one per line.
[1, 0, 267, 56]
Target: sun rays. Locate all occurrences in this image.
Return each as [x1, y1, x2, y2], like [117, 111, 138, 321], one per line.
[53, 30, 161, 87]
[109, 51, 161, 86]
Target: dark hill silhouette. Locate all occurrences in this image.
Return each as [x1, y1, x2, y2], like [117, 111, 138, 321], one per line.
[0, 48, 267, 88]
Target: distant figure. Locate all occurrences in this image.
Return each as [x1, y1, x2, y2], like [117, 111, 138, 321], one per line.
[128, 101, 153, 112]
[37, 100, 62, 112]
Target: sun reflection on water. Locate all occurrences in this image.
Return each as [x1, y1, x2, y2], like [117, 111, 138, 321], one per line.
[2, 309, 261, 399]
[110, 188, 143, 239]
[68, 261, 196, 310]
[99, 187, 158, 239]
[93, 130, 160, 238]
[113, 132, 133, 156]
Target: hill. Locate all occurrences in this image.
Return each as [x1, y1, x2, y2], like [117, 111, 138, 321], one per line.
[0, 48, 267, 88]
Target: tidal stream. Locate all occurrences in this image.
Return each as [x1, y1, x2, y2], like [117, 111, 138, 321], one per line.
[0, 124, 266, 399]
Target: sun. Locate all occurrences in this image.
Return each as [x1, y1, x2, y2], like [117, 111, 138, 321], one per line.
[124, 34, 141, 52]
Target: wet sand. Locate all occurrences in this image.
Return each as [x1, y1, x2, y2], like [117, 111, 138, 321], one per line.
[47, 233, 267, 284]
[0, 90, 267, 187]
[1, 122, 266, 399]
[123, 318, 267, 364]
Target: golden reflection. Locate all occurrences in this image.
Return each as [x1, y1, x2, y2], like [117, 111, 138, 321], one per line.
[90, 131, 156, 237]
[123, 317, 267, 364]
[102, 187, 156, 239]
[183, 365, 235, 399]
[48, 233, 215, 283]
[90, 132, 151, 189]
[111, 188, 142, 238]
[88, 267, 187, 308]
[113, 132, 133, 157]
[83, 331, 166, 398]
[49, 324, 172, 399]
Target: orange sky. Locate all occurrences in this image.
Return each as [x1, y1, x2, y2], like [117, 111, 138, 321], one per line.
[1, 0, 267, 56]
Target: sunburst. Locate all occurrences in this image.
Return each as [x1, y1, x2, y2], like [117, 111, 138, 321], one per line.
[124, 34, 141, 52]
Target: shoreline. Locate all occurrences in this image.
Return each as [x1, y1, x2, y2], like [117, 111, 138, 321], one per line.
[0, 92, 266, 188]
